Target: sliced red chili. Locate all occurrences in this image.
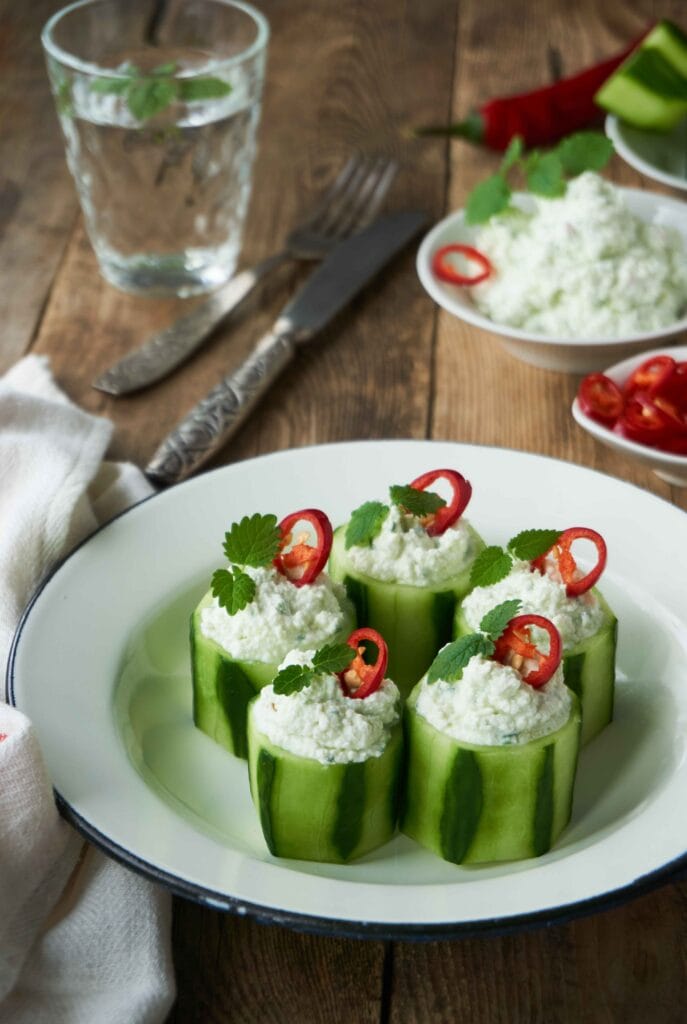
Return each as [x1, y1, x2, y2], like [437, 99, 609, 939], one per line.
[661, 434, 687, 455]
[654, 361, 687, 407]
[432, 244, 493, 286]
[273, 508, 332, 587]
[625, 355, 676, 398]
[409, 468, 472, 536]
[577, 373, 624, 426]
[531, 526, 607, 597]
[493, 614, 561, 688]
[615, 393, 678, 447]
[339, 628, 388, 700]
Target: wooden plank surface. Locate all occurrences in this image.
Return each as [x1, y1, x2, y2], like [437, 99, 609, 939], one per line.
[3, 0, 686, 1021]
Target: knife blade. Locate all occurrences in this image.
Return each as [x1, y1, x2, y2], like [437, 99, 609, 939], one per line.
[145, 209, 427, 488]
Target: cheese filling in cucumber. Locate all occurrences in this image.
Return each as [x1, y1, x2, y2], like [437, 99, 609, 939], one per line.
[328, 524, 485, 696]
[191, 589, 355, 759]
[454, 590, 616, 746]
[401, 681, 581, 864]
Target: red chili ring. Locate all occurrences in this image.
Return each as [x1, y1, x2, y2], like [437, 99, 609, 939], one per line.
[493, 613, 561, 688]
[273, 508, 333, 587]
[531, 526, 607, 597]
[410, 468, 472, 536]
[432, 244, 493, 286]
[339, 628, 388, 700]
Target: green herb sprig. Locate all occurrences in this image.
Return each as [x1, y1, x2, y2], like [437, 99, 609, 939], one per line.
[91, 61, 232, 121]
[469, 528, 562, 589]
[465, 131, 614, 225]
[272, 642, 355, 696]
[211, 513, 281, 616]
[344, 482, 446, 550]
[427, 599, 521, 684]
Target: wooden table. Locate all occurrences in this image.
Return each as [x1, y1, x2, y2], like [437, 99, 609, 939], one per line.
[3, 0, 687, 1020]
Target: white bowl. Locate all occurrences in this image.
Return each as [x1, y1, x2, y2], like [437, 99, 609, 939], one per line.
[606, 114, 687, 193]
[416, 187, 687, 374]
[572, 344, 687, 487]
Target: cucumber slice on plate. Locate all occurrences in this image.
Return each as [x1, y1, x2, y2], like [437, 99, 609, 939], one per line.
[247, 710, 403, 862]
[191, 590, 355, 759]
[642, 19, 687, 78]
[401, 685, 581, 864]
[328, 524, 485, 697]
[596, 46, 687, 132]
[454, 590, 617, 747]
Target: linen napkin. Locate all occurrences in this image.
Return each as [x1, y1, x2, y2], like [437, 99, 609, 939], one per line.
[0, 356, 175, 1024]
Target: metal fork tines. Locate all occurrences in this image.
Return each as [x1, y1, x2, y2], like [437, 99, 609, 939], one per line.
[93, 154, 398, 396]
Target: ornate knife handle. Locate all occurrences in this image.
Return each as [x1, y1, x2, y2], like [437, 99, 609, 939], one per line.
[94, 251, 289, 395]
[145, 320, 297, 488]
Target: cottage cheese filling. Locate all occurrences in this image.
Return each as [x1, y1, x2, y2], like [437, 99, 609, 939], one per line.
[471, 172, 687, 338]
[200, 566, 348, 663]
[461, 560, 604, 649]
[344, 503, 477, 586]
[251, 650, 401, 764]
[415, 654, 571, 746]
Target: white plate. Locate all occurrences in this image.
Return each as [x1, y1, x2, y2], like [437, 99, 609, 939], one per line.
[572, 344, 687, 487]
[416, 188, 687, 374]
[606, 114, 687, 192]
[7, 441, 687, 939]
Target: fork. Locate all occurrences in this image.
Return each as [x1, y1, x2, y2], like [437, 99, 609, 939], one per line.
[93, 155, 398, 395]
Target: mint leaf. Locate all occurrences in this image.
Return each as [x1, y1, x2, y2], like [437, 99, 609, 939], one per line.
[152, 62, 178, 76]
[465, 173, 511, 225]
[211, 567, 256, 615]
[345, 501, 389, 549]
[90, 77, 132, 95]
[223, 513, 281, 567]
[272, 664, 315, 696]
[479, 599, 522, 640]
[500, 135, 523, 175]
[312, 642, 355, 676]
[127, 77, 177, 120]
[389, 484, 445, 518]
[525, 151, 565, 197]
[427, 633, 495, 684]
[179, 77, 232, 102]
[508, 528, 561, 562]
[556, 131, 613, 175]
[469, 546, 513, 588]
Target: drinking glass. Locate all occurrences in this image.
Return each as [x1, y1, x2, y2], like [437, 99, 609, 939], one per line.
[42, 0, 269, 297]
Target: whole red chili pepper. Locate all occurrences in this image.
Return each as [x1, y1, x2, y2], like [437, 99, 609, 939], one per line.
[415, 30, 649, 151]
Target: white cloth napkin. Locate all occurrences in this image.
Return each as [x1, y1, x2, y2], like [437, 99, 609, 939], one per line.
[0, 356, 175, 1024]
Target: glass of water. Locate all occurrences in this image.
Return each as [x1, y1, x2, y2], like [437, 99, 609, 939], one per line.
[42, 0, 269, 297]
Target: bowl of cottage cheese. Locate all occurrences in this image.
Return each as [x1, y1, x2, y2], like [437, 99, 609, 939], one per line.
[416, 172, 687, 373]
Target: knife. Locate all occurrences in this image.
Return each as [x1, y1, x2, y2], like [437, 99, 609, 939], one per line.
[145, 209, 427, 488]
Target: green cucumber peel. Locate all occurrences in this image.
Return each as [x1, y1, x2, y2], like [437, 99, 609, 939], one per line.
[465, 130, 614, 224]
[272, 641, 354, 696]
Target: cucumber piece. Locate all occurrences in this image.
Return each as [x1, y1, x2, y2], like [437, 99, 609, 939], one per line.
[191, 590, 355, 759]
[454, 589, 617, 747]
[643, 20, 687, 78]
[328, 524, 485, 698]
[247, 709, 403, 862]
[596, 47, 687, 131]
[401, 685, 581, 864]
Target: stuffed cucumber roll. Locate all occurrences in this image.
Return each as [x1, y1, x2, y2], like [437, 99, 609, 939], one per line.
[248, 629, 402, 862]
[458, 526, 616, 746]
[402, 604, 581, 864]
[192, 509, 354, 759]
[328, 468, 485, 697]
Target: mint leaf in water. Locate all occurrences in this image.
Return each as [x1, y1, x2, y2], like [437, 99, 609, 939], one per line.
[312, 642, 355, 676]
[345, 501, 390, 549]
[508, 528, 561, 562]
[427, 633, 495, 684]
[90, 76, 132, 95]
[479, 599, 522, 641]
[389, 484, 445, 518]
[179, 77, 232, 101]
[89, 62, 232, 121]
[525, 151, 565, 197]
[211, 567, 256, 615]
[556, 131, 613, 175]
[127, 77, 177, 121]
[223, 513, 281, 567]
[465, 173, 512, 225]
[469, 545, 513, 588]
[272, 664, 315, 696]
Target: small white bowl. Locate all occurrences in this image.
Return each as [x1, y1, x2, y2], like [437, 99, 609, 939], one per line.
[606, 114, 687, 193]
[416, 187, 687, 374]
[572, 344, 687, 487]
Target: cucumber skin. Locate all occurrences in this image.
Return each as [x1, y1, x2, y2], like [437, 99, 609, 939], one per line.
[191, 589, 355, 760]
[328, 524, 485, 698]
[596, 48, 687, 130]
[247, 710, 403, 863]
[401, 685, 581, 864]
[454, 589, 617, 747]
